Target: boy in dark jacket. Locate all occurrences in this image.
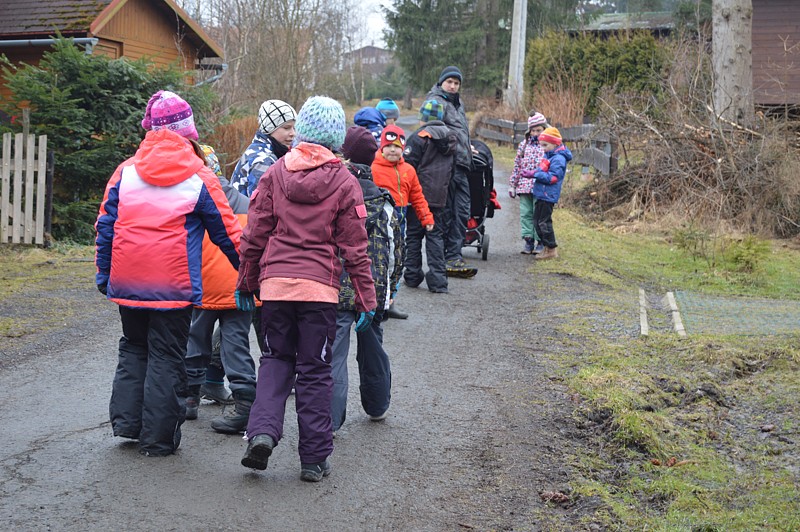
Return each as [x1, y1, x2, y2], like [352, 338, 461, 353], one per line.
[331, 126, 403, 432]
[402, 100, 456, 293]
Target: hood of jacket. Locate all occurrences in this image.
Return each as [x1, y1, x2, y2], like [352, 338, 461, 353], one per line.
[354, 107, 386, 131]
[347, 162, 374, 182]
[133, 129, 205, 187]
[276, 142, 344, 205]
[547, 144, 574, 162]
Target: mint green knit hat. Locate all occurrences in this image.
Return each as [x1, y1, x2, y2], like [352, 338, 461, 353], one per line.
[292, 96, 346, 151]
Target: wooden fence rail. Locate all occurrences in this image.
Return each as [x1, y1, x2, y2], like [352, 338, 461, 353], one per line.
[475, 117, 617, 177]
[0, 132, 49, 245]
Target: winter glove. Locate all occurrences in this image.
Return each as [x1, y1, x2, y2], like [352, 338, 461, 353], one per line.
[97, 283, 107, 296]
[539, 159, 551, 172]
[234, 290, 256, 312]
[355, 310, 376, 332]
[520, 169, 536, 179]
[508, 187, 516, 198]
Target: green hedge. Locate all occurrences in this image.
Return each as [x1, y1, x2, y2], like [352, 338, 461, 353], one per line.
[525, 30, 667, 117]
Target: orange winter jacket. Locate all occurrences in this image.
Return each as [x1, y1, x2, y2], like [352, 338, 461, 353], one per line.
[372, 152, 434, 226]
[198, 213, 257, 310]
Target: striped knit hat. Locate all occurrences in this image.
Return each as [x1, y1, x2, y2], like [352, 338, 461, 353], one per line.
[141, 90, 198, 140]
[527, 112, 547, 129]
[438, 65, 463, 85]
[539, 127, 562, 146]
[258, 100, 297, 135]
[419, 99, 444, 122]
[293, 96, 346, 151]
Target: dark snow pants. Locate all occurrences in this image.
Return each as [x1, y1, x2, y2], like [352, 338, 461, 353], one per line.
[110, 306, 192, 456]
[404, 206, 448, 292]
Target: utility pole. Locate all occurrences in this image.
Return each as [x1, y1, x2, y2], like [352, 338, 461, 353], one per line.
[504, 0, 526, 110]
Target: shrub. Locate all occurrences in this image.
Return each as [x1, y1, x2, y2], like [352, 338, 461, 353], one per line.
[525, 30, 666, 118]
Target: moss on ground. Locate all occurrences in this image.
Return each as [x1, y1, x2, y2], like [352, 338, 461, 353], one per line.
[539, 212, 800, 529]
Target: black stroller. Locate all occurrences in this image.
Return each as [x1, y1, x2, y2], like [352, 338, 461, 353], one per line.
[463, 139, 495, 260]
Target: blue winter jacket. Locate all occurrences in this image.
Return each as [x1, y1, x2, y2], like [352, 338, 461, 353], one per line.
[353, 107, 385, 144]
[532, 144, 573, 204]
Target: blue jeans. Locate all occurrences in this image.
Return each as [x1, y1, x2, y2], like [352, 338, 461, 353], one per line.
[330, 310, 392, 431]
[185, 308, 256, 394]
[444, 166, 471, 263]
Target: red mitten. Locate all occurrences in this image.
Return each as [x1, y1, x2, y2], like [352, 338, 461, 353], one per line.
[539, 159, 551, 172]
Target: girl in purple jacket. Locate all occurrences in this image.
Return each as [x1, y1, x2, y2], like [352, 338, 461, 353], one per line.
[235, 96, 377, 482]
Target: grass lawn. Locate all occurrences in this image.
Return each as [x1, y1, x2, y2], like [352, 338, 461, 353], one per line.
[529, 209, 800, 530]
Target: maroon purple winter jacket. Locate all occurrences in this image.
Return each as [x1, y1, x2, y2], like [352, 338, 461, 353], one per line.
[236, 144, 377, 313]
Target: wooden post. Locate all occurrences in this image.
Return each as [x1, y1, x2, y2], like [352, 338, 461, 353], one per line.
[44, 149, 54, 247]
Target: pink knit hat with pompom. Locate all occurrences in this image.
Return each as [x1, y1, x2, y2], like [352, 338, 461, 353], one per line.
[141, 90, 199, 140]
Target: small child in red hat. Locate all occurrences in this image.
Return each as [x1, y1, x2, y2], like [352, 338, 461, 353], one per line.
[372, 124, 434, 318]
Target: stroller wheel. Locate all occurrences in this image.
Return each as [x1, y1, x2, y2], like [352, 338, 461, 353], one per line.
[481, 233, 490, 261]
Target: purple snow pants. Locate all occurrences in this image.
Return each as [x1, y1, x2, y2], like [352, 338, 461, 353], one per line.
[246, 300, 337, 464]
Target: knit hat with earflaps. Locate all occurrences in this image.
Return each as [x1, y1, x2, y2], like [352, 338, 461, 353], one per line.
[292, 96, 346, 151]
[258, 100, 297, 135]
[539, 127, 562, 146]
[342, 126, 378, 166]
[375, 98, 400, 120]
[141, 90, 198, 140]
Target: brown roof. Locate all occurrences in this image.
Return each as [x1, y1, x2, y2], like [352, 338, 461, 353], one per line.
[0, 0, 222, 58]
[0, 0, 110, 37]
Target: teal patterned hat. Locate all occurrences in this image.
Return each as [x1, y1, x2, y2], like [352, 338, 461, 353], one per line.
[293, 96, 346, 151]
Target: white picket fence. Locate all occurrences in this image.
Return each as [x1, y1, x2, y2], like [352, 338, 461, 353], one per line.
[0, 132, 48, 245]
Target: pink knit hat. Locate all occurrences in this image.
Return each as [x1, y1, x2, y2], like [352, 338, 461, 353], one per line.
[141, 90, 199, 140]
[528, 112, 547, 129]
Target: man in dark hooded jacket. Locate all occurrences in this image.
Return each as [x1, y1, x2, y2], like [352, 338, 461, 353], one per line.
[425, 65, 476, 276]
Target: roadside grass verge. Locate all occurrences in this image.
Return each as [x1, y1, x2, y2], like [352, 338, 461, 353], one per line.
[536, 210, 800, 529]
[0, 244, 95, 339]
[562, 328, 800, 530]
[539, 209, 800, 300]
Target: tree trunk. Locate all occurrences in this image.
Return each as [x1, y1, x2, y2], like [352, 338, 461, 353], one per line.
[712, 0, 754, 127]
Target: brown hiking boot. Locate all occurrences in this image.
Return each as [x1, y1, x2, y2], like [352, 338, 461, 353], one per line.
[535, 247, 558, 260]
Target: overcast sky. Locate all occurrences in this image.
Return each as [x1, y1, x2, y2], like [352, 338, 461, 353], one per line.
[362, 0, 391, 47]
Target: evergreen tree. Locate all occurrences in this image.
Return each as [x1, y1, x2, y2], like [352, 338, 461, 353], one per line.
[1, 38, 214, 240]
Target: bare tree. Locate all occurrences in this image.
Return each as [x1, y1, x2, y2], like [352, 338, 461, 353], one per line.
[179, 0, 362, 114]
[712, 0, 754, 127]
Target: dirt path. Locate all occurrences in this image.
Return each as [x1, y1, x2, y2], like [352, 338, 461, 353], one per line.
[0, 163, 611, 530]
